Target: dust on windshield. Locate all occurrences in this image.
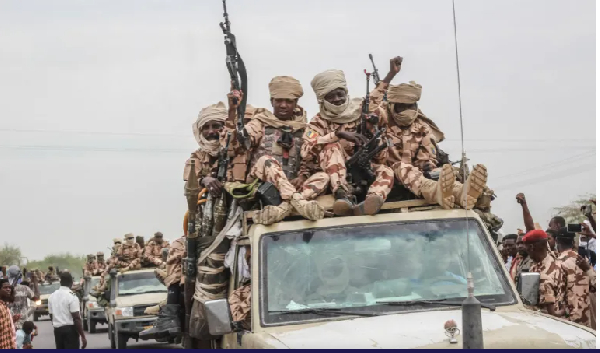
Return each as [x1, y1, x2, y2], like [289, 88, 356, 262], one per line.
[261, 218, 515, 325]
[117, 272, 166, 296]
[39, 283, 60, 295]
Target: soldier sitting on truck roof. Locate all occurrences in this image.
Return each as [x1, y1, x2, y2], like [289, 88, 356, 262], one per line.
[94, 252, 106, 276]
[380, 81, 488, 210]
[83, 254, 96, 277]
[142, 232, 170, 268]
[116, 233, 142, 272]
[226, 76, 325, 225]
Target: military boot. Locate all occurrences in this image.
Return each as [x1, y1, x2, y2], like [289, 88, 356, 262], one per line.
[252, 202, 293, 225]
[139, 304, 181, 339]
[452, 164, 488, 210]
[332, 188, 356, 216]
[290, 193, 325, 221]
[420, 164, 455, 209]
[353, 194, 385, 216]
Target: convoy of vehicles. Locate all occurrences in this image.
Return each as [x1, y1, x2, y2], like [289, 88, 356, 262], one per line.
[82, 275, 107, 333]
[198, 198, 596, 349]
[104, 268, 168, 349]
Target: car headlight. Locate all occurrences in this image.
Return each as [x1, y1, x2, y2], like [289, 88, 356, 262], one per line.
[87, 302, 98, 309]
[35, 300, 42, 306]
[115, 307, 133, 317]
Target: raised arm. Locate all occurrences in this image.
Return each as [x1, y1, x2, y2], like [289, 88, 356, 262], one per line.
[516, 193, 535, 232]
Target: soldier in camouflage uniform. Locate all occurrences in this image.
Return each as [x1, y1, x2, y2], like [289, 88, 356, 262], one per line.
[474, 187, 503, 243]
[227, 76, 325, 224]
[303, 59, 401, 216]
[84, 254, 96, 277]
[524, 229, 567, 319]
[95, 252, 106, 276]
[143, 232, 170, 268]
[556, 230, 592, 327]
[510, 233, 534, 288]
[116, 233, 142, 271]
[379, 81, 488, 210]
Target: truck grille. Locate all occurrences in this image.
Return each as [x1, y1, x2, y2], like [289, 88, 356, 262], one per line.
[41, 299, 48, 305]
[133, 305, 154, 317]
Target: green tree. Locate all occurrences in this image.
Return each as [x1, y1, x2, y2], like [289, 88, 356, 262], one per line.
[28, 253, 87, 280]
[0, 243, 23, 266]
[553, 193, 596, 224]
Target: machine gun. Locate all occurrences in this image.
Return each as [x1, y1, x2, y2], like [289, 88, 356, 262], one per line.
[346, 128, 389, 198]
[220, 0, 248, 148]
[357, 70, 378, 141]
[212, 132, 231, 237]
[369, 54, 387, 102]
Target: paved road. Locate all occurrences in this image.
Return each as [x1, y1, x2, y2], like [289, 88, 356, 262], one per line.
[32, 315, 180, 349]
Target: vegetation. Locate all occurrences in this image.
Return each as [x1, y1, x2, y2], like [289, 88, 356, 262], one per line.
[0, 244, 86, 279]
[0, 243, 23, 267]
[554, 193, 596, 224]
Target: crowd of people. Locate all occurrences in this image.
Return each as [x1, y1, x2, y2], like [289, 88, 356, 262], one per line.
[501, 194, 596, 329]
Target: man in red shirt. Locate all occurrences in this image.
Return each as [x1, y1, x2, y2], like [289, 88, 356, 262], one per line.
[0, 278, 17, 349]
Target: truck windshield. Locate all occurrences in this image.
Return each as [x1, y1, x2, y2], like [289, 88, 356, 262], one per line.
[39, 283, 60, 295]
[117, 272, 166, 296]
[90, 277, 100, 289]
[261, 218, 516, 325]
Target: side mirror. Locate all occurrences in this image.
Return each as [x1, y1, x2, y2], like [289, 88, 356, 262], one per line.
[518, 272, 540, 306]
[205, 299, 233, 335]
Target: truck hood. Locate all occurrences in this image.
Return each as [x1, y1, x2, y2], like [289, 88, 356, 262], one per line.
[265, 309, 596, 349]
[115, 292, 166, 307]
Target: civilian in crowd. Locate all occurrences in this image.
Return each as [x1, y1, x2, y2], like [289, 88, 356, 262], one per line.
[0, 278, 16, 349]
[510, 233, 533, 287]
[502, 234, 518, 271]
[16, 321, 35, 349]
[48, 272, 87, 349]
[579, 220, 596, 268]
[7, 266, 37, 329]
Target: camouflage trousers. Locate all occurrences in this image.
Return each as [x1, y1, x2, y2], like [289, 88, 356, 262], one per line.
[392, 161, 425, 196]
[143, 255, 163, 267]
[303, 142, 394, 200]
[250, 155, 297, 200]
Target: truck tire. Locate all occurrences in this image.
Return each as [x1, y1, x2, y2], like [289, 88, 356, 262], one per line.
[117, 333, 128, 349]
[89, 319, 97, 334]
[110, 325, 116, 349]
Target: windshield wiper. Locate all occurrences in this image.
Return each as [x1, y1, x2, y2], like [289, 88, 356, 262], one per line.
[273, 308, 377, 317]
[376, 299, 495, 311]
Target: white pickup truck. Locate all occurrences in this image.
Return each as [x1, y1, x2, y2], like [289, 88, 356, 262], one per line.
[200, 198, 596, 349]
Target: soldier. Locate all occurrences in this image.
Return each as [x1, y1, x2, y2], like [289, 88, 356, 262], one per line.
[116, 233, 142, 271]
[524, 229, 567, 319]
[95, 252, 106, 276]
[84, 254, 96, 277]
[227, 76, 325, 224]
[379, 81, 487, 209]
[510, 233, 534, 287]
[143, 232, 170, 268]
[556, 229, 592, 327]
[302, 61, 401, 216]
[141, 215, 187, 339]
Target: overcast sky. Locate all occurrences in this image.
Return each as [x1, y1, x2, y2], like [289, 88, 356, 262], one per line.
[0, 0, 595, 260]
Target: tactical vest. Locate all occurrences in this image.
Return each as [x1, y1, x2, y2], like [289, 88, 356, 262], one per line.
[251, 127, 304, 180]
[119, 243, 138, 261]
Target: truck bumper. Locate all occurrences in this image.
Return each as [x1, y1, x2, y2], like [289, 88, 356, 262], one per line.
[115, 317, 157, 337]
[89, 309, 106, 322]
[35, 306, 48, 315]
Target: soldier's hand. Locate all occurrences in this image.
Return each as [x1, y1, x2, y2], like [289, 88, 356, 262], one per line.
[291, 176, 307, 191]
[202, 177, 223, 197]
[389, 56, 403, 75]
[227, 89, 243, 112]
[516, 193, 526, 205]
[576, 255, 591, 272]
[336, 131, 368, 146]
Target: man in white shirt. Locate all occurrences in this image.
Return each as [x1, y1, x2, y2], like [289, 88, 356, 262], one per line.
[48, 272, 87, 349]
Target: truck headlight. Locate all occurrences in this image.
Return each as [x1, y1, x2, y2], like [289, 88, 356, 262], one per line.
[115, 307, 134, 317]
[35, 300, 42, 306]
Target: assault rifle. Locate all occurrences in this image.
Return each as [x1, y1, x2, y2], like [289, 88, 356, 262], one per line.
[346, 128, 389, 197]
[212, 132, 231, 237]
[369, 54, 387, 101]
[220, 0, 249, 148]
[357, 70, 378, 141]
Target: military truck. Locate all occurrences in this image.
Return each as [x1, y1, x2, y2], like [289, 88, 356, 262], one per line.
[197, 197, 596, 349]
[104, 268, 168, 349]
[33, 281, 60, 321]
[82, 275, 107, 333]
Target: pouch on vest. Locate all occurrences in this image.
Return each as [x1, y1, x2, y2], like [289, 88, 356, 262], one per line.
[256, 182, 282, 207]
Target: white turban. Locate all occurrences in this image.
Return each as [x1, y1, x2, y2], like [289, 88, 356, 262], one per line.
[310, 69, 361, 124]
[269, 76, 303, 99]
[192, 102, 227, 157]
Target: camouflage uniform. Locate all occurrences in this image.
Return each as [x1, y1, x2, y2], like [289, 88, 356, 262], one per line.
[95, 252, 106, 276]
[301, 82, 394, 200]
[529, 254, 567, 319]
[156, 236, 186, 287]
[558, 250, 591, 327]
[183, 149, 219, 184]
[143, 237, 171, 267]
[84, 255, 96, 277]
[116, 235, 142, 271]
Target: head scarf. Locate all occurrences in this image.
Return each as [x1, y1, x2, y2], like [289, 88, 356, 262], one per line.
[252, 107, 307, 132]
[311, 69, 362, 124]
[192, 102, 228, 157]
[7, 265, 19, 283]
[387, 81, 422, 127]
[269, 76, 303, 99]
